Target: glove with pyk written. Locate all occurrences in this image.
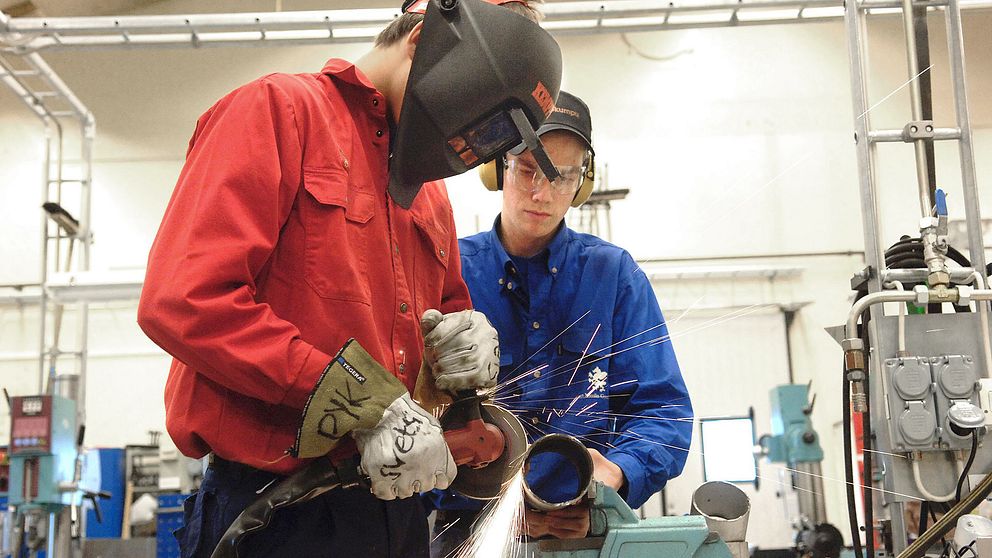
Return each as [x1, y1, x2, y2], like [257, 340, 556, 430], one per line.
[352, 392, 456, 500]
[290, 339, 407, 459]
[421, 309, 500, 392]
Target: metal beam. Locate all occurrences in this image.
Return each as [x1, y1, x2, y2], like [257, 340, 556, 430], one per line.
[3, 0, 990, 53]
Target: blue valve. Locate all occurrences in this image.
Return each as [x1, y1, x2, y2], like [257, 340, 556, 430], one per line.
[935, 188, 948, 216]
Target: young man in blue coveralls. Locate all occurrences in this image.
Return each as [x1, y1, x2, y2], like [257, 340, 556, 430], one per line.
[427, 91, 694, 555]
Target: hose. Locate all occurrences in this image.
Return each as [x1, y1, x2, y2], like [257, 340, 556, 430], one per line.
[899, 471, 992, 558]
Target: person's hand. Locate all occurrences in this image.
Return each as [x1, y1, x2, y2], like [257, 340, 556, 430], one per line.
[421, 309, 499, 392]
[352, 393, 456, 500]
[524, 503, 591, 539]
[588, 448, 625, 491]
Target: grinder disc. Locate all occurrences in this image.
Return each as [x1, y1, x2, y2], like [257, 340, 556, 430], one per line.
[447, 403, 527, 499]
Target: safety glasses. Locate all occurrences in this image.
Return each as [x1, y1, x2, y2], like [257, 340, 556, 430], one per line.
[506, 159, 585, 196]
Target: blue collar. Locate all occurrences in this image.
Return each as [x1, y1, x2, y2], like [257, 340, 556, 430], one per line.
[487, 215, 571, 286]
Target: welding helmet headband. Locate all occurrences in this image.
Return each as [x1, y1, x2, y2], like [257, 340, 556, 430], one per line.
[387, 0, 563, 208]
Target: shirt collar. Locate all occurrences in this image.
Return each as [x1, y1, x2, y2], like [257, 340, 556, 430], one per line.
[488, 215, 572, 282]
[320, 59, 379, 93]
[545, 221, 571, 274]
[487, 216, 515, 281]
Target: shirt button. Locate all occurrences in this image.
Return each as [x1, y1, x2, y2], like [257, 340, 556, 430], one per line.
[372, 98, 379, 106]
[400, 302, 408, 313]
[376, 129, 384, 137]
[533, 370, 542, 378]
[399, 363, 406, 372]
[532, 322, 540, 329]
[507, 282, 514, 290]
[531, 417, 540, 425]
[498, 278, 505, 285]
[439, 249, 446, 258]
[551, 267, 558, 274]
[509, 266, 517, 275]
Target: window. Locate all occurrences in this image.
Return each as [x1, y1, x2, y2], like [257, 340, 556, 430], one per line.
[700, 414, 757, 484]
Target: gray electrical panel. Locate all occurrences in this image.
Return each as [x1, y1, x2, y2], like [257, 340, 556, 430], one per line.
[884, 354, 981, 452]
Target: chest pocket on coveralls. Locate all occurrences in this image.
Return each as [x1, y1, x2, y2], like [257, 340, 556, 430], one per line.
[301, 166, 375, 304]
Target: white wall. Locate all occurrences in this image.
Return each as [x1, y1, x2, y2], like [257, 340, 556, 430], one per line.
[1, 2, 991, 548]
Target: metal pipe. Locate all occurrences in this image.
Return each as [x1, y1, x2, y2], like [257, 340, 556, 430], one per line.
[845, 290, 917, 339]
[845, 0, 886, 296]
[969, 272, 992, 379]
[899, 0, 933, 217]
[881, 267, 975, 283]
[867, 127, 961, 142]
[945, 0, 987, 276]
[25, 53, 90, 121]
[795, 462, 827, 525]
[3, 1, 989, 52]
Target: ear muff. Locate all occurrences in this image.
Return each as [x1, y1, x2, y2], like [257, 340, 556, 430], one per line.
[479, 158, 503, 192]
[570, 152, 595, 208]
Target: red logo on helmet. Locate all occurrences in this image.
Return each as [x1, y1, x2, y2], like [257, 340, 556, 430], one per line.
[531, 82, 554, 117]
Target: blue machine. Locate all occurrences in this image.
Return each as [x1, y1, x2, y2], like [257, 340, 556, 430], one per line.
[8, 396, 79, 511]
[536, 482, 745, 558]
[764, 385, 824, 466]
[760, 385, 843, 558]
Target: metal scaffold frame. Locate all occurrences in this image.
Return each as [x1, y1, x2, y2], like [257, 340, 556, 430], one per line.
[1, 0, 991, 53]
[0, 46, 94, 417]
[844, 0, 987, 550]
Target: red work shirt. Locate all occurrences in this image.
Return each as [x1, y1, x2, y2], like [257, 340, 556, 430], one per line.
[137, 59, 472, 474]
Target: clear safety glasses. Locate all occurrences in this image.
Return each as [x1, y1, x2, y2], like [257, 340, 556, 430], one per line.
[506, 159, 585, 197]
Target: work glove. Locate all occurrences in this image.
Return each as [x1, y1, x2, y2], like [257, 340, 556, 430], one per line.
[289, 339, 456, 501]
[421, 309, 500, 392]
[352, 392, 456, 500]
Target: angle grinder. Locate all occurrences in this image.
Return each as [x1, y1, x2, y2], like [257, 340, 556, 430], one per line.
[439, 391, 528, 499]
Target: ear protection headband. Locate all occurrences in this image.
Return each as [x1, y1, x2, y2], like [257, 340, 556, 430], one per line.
[479, 152, 595, 208]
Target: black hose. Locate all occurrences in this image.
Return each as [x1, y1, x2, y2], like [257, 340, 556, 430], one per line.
[919, 501, 929, 539]
[843, 367, 864, 558]
[955, 430, 979, 502]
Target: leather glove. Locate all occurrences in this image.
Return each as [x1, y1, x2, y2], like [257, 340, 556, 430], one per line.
[352, 393, 456, 500]
[290, 339, 408, 460]
[421, 309, 500, 392]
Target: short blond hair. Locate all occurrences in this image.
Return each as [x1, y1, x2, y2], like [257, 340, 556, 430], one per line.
[374, 0, 544, 47]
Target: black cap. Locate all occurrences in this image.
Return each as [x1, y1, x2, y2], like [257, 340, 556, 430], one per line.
[509, 90, 593, 156]
[537, 91, 593, 154]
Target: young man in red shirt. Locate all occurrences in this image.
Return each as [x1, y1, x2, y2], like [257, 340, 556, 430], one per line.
[138, 1, 559, 556]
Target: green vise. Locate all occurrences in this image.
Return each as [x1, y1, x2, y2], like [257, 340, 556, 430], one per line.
[536, 482, 749, 558]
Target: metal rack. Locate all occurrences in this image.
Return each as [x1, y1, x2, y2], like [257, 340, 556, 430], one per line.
[843, 0, 987, 551]
[2, 0, 991, 53]
[0, 48, 94, 421]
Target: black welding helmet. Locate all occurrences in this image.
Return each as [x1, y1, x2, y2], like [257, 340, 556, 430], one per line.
[387, 0, 563, 208]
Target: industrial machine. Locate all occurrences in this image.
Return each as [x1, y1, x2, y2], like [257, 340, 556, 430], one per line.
[759, 385, 843, 558]
[523, 434, 751, 558]
[4, 395, 92, 558]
